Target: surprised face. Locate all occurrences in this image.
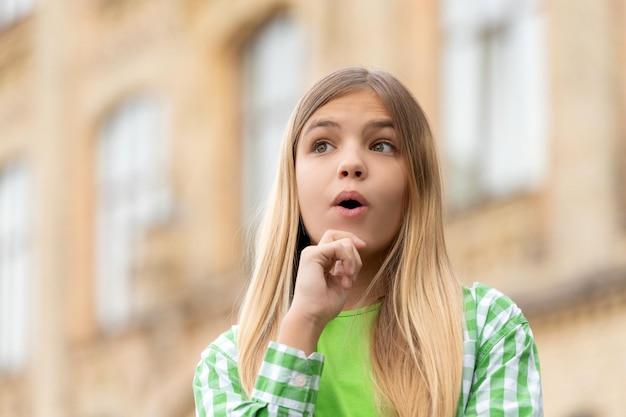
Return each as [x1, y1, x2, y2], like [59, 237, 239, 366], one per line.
[295, 89, 408, 260]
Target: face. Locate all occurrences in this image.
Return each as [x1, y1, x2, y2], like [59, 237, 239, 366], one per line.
[295, 89, 408, 258]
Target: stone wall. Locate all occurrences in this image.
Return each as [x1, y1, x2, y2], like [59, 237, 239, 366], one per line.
[0, 0, 623, 416]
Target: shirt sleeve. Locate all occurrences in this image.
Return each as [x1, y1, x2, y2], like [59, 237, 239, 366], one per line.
[463, 286, 544, 416]
[193, 329, 325, 417]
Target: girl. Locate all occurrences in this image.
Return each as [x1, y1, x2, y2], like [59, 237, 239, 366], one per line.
[193, 67, 543, 416]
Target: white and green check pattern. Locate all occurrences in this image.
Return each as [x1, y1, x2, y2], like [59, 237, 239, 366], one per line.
[194, 283, 543, 416]
[194, 334, 324, 417]
[458, 284, 543, 416]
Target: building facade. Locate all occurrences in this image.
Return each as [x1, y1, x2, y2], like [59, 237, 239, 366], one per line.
[0, 0, 624, 416]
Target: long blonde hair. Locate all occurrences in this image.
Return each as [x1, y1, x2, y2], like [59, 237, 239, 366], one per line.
[237, 67, 464, 417]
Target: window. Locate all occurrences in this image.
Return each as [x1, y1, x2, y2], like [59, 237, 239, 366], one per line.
[241, 15, 307, 223]
[0, 161, 31, 374]
[95, 96, 170, 330]
[441, 0, 548, 209]
[0, 0, 34, 29]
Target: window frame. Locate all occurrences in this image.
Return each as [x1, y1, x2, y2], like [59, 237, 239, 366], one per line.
[440, 0, 548, 210]
[94, 95, 171, 330]
[240, 14, 307, 224]
[0, 0, 35, 30]
[0, 160, 31, 375]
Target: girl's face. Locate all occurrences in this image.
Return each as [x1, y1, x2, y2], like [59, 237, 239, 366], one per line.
[295, 89, 408, 258]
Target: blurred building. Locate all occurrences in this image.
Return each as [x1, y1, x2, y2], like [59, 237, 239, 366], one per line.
[0, 0, 624, 416]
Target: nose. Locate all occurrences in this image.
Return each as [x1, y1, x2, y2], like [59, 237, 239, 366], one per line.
[337, 148, 367, 179]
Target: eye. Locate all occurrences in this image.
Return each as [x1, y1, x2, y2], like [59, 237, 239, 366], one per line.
[312, 141, 335, 154]
[371, 141, 395, 154]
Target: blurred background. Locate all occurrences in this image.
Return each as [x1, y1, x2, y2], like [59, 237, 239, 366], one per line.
[0, 0, 624, 416]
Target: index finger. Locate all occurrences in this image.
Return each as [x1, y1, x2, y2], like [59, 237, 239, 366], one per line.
[318, 229, 366, 248]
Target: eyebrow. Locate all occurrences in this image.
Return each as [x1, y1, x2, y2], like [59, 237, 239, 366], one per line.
[302, 119, 341, 136]
[364, 119, 395, 132]
[302, 118, 395, 136]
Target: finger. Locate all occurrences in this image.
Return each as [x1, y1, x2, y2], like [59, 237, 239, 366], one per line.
[336, 238, 359, 277]
[342, 274, 354, 290]
[314, 238, 359, 274]
[329, 261, 353, 291]
[351, 243, 362, 278]
[338, 237, 363, 278]
[319, 229, 366, 248]
[331, 260, 343, 277]
[338, 244, 361, 285]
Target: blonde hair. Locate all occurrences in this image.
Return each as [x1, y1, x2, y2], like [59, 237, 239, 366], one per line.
[237, 67, 463, 417]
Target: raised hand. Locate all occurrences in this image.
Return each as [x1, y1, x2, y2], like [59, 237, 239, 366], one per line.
[277, 230, 366, 354]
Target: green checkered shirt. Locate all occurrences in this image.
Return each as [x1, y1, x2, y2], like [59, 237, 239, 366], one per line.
[193, 283, 543, 416]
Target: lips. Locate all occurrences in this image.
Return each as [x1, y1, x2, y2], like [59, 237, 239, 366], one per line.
[332, 191, 369, 217]
[333, 191, 368, 207]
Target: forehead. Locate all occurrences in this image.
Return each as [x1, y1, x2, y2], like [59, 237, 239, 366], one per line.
[306, 89, 390, 122]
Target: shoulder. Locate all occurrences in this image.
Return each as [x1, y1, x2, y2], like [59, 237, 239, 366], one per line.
[459, 284, 544, 414]
[200, 325, 240, 363]
[463, 282, 526, 323]
[464, 280, 523, 306]
[462, 282, 529, 348]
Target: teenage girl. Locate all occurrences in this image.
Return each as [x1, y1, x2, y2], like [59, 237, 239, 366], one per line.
[194, 67, 543, 417]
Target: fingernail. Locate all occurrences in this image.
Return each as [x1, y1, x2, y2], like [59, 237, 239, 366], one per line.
[332, 260, 343, 276]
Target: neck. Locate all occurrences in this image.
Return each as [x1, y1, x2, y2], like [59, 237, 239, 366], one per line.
[343, 250, 386, 310]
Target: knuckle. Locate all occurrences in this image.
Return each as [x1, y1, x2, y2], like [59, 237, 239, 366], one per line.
[300, 246, 315, 259]
[322, 229, 339, 238]
[340, 237, 354, 247]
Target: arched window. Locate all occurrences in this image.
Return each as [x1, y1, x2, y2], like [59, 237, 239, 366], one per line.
[0, 161, 31, 374]
[95, 96, 170, 330]
[241, 15, 307, 223]
[441, 0, 548, 209]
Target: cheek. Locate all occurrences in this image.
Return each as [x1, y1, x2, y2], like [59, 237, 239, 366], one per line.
[387, 166, 408, 201]
[295, 166, 316, 220]
[295, 156, 329, 203]
[295, 165, 310, 207]
[387, 177, 409, 225]
[295, 165, 329, 244]
[389, 190, 407, 225]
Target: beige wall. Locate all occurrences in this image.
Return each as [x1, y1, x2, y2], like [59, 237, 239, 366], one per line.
[530, 288, 626, 417]
[0, 0, 624, 416]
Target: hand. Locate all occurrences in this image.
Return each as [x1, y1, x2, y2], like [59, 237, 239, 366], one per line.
[277, 230, 366, 354]
[292, 229, 366, 324]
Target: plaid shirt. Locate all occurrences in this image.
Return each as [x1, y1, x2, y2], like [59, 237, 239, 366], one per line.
[194, 283, 543, 416]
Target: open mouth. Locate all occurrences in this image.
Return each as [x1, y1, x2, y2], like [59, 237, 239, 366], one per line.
[339, 199, 363, 209]
[333, 191, 368, 215]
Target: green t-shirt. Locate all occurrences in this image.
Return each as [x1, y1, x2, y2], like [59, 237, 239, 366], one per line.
[194, 284, 543, 416]
[314, 304, 381, 417]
